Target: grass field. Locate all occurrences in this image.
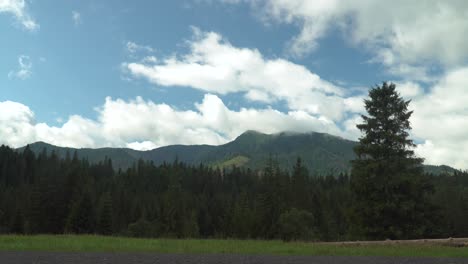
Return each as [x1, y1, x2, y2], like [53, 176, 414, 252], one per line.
[0, 235, 468, 257]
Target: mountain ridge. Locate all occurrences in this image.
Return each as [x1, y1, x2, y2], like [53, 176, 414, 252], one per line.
[17, 130, 458, 175]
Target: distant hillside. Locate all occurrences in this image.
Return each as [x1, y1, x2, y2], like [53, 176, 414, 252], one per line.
[17, 131, 458, 175]
[20, 142, 143, 170]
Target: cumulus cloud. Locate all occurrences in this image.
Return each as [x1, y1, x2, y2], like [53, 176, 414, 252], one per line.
[0, 101, 37, 147]
[95, 94, 347, 148]
[2, 76, 468, 169]
[0, 0, 39, 31]
[0, 95, 345, 151]
[222, 0, 468, 80]
[199, 0, 468, 168]
[121, 26, 468, 168]
[125, 28, 363, 121]
[411, 68, 468, 169]
[8, 55, 32, 80]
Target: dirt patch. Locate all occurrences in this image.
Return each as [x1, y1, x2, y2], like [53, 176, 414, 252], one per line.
[319, 238, 468, 247]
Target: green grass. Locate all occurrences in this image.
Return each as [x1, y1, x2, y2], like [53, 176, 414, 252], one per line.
[0, 235, 467, 257]
[212, 155, 250, 169]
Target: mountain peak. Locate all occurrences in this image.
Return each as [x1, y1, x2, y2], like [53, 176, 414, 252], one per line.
[14, 131, 458, 174]
[30, 141, 55, 146]
[242, 130, 265, 136]
[19, 141, 56, 150]
[234, 130, 270, 142]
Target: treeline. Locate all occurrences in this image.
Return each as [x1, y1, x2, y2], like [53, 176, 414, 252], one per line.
[0, 145, 467, 241]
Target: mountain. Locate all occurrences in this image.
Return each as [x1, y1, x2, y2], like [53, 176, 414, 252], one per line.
[17, 131, 458, 175]
[21, 141, 143, 170]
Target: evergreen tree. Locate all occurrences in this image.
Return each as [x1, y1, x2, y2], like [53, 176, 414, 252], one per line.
[0, 141, 466, 240]
[231, 191, 254, 238]
[350, 82, 437, 240]
[278, 208, 315, 241]
[255, 156, 284, 239]
[0, 208, 5, 233]
[66, 192, 94, 234]
[27, 185, 44, 234]
[181, 210, 199, 238]
[97, 193, 113, 235]
[291, 158, 309, 210]
[127, 217, 154, 238]
[11, 209, 24, 234]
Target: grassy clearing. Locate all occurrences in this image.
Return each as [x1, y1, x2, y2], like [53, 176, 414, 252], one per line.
[0, 235, 467, 257]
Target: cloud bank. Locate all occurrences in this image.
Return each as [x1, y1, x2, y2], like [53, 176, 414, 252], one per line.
[4, 69, 468, 169]
[222, 0, 468, 80]
[125, 27, 363, 122]
[0, 95, 346, 151]
[3, 24, 468, 169]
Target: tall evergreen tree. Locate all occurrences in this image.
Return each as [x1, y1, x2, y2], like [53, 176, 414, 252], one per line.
[27, 185, 44, 234]
[97, 193, 113, 235]
[11, 209, 24, 234]
[231, 190, 254, 238]
[255, 156, 284, 238]
[291, 158, 309, 210]
[350, 82, 437, 240]
[66, 192, 94, 234]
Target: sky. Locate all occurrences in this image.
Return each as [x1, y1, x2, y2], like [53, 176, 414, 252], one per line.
[1, 0, 468, 169]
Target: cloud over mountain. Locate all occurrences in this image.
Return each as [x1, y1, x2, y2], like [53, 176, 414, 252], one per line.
[0, 94, 346, 152]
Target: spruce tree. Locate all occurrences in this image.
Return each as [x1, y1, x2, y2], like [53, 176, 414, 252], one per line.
[11, 209, 24, 234]
[27, 185, 44, 234]
[66, 192, 94, 234]
[291, 158, 309, 210]
[350, 82, 436, 240]
[231, 191, 254, 238]
[97, 193, 113, 235]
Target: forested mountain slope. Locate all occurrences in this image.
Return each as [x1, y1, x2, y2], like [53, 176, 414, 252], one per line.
[18, 130, 457, 175]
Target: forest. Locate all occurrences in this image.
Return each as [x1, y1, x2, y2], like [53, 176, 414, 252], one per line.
[0, 144, 467, 241]
[1, 83, 467, 241]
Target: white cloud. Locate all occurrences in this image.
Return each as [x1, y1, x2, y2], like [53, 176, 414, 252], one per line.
[411, 68, 468, 169]
[2, 77, 468, 169]
[125, 28, 363, 121]
[0, 0, 39, 31]
[0, 100, 37, 147]
[35, 115, 101, 148]
[342, 115, 363, 141]
[72, 11, 82, 26]
[224, 0, 468, 80]
[395, 81, 424, 99]
[127, 141, 158, 151]
[126, 41, 155, 54]
[207, 0, 468, 168]
[96, 94, 345, 148]
[119, 26, 468, 169]
[142, 56, 157, 63]
[0, 95, 344, 151]
[8, 55, 32, 80]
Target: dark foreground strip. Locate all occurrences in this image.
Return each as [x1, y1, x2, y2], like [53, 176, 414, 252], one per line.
[0, 252, 466, 264]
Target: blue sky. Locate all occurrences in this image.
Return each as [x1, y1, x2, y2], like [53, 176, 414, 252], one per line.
[1, 0, 380, 123]
[1, 0, 468, 169]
